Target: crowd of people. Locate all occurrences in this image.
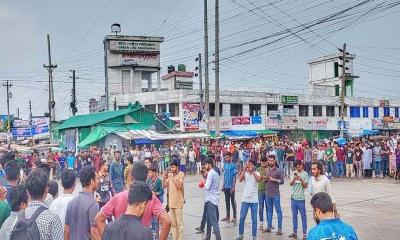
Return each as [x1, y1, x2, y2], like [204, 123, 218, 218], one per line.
[0, 134, 399, 239]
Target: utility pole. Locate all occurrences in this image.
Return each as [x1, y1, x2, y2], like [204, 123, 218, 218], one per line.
[44, 34, 57, 142]
[214, 0, 220, 136]
[197, 53, 203, 102]
[17, 108, 19, 119]
[204, 0, 210, 135]
[339, 43, 347, 138]
[70, 70, 78, 116]
[2, 81, 12, 133]
[29, 100, 33, 141]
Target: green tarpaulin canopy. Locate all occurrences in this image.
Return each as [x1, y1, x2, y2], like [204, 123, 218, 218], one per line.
[256, 130, 277, 135]
[78, 124, 151, 148]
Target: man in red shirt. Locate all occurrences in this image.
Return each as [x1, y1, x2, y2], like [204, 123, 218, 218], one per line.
[93, 150, 101, 173]
[335, 144, 346, 177]
[296, 145, 304, 162]
[95, 162, 171, 240]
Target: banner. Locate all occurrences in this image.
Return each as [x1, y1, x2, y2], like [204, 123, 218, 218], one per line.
[232, 116, 251, 125]
[110, 40, 160, 53]
[121, 53, 159, 68]
[32, 117, 49, 127]
[13, 120, 29, 128]
[282, 109, 298, 129]
[372, 119, 383, 129]
[182, 102, 201, 132]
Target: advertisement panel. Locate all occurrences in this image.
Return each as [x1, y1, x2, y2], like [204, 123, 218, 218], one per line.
[32, 117, 49, 127]
[182, 102, 201, 132]
[200, 117, 231, 131]
[281, 109, 298, 129]
[298, 118, 328, 130]
[372, 119, 384, 129]
[266, 111, 281, 129]
[13, 120, 29, 128]
[281, 95, 298, 104]
[109, 40, 160, 53]
[231, 116, 251, 125]
[251, 116, 262, 124]
[121, 53, 159, 67]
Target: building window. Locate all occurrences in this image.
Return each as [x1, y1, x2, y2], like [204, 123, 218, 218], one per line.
[230, 104, 243, 116]
[384, 107, 390, 117]
[395, 107, 399, 118]
[158, 104, 167, 113]
[335, 85, 339, 96]
[313, 106, 322, 117]
[122, 70, 131, 94]
[373, 107, 379, 118]
[249, 104, 261, 116]
[299, 105, 309, 117]
[267, 104, 278, 116]
[362, 107, 369, 118]
[145, 104, 156, 112]
[209, 103, 222, 117]
[334, 62, 339, 77]
[168, 103, 179, 117]
[283, 105, 294, 109]
[326, 106, 335, 117]
[350, 106, 361, 118]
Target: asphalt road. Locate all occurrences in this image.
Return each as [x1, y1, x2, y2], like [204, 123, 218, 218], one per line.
[67, 175, 400, 240]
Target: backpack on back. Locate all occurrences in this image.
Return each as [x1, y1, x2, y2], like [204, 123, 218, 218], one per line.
[10, 206, 47, 240]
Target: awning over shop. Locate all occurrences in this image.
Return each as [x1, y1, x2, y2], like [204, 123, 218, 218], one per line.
[256, 130, 277, 135]
[361, 129, 379, 136]
[220, 130, 258, 140]
[116, 130, 210, 141]
[78, 124, 151, 148]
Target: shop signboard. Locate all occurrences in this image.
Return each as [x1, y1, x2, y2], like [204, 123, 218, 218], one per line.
[32, 117, 49, 127]
[266, 111, 281, 129]
[182, 102, 201, 132]
[281, 95, 298, 104]
[251, 116, 262, 124]
[232, 116, 251, 125]
[383, 116, 394, 123]
[379, 100, 389, 107]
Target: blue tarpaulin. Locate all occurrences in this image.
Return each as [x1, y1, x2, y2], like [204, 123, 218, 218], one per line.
[361, 129, 379, 136]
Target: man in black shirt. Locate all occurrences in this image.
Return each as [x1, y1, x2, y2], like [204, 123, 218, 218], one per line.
[103, 181, 153, 240]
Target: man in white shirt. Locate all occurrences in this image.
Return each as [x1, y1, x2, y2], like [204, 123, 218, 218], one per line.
[49, 169, 76, 230]
[310, 161, 338, 218]
[236, 160, 261, 240]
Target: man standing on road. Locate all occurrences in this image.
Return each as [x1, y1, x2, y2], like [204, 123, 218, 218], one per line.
[288, 161, 308, 240]
[257, 157, 268, 231]
[285, 144, 295, 177]
[203, 158, 221, 240]
[325, 144, 334, 177]
[308, 193, 358, 240]
[354, 144, 363, 178]
[310, 161, 338, 218]
[373, 142, 382, 177]
[236, 160, 261, 240]
[221, 152, 237, 223]
[110, 151, 124, 193]
[163, 160, 184, 240]
[264, 154, 284, 235]
[65, 166, 100, 240]
[335, 144, 346, 177]
[346, 144, 354, 178]
[381, 141, 390, 178]
[49, 169, 76, 230]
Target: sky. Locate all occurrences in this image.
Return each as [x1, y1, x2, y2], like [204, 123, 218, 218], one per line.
[0, 0, 400, 120]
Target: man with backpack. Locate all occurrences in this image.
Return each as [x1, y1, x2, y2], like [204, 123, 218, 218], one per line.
[10, 168, 63, 240]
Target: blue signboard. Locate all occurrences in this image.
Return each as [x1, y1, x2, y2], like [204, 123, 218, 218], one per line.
[11, 126, 49, 137]
[251, 116, 262, 124]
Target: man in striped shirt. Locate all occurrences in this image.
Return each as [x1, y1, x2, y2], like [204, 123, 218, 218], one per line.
[221, 152, 237, 222]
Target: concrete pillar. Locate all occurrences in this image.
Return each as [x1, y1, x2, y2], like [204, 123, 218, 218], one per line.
[157, 71, 161, 91]
[261, 104, 267, 116]
[243, 104, 250, 116]
[222, 103, 230, 117]
[308, 105, 313, 117]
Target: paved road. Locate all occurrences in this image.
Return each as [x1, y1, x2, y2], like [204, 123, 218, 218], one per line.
[68, 176, 400, 240]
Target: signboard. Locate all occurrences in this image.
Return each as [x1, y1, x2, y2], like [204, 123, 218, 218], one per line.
[13, 120, 29, 128]
[32, 117, 49, 127]
[372, 119, 383, 129]
[251, 116, 262, 124]
[298, 118, 328, 130]
[121, 53, 159, 67]
[232, 116, 251, 125]
[200, 117, 231, 131]
[379, 100, 389, 107]
[282, 109, 298, 129]
[182, 102, 201, 132]
[266, 111, 281, 129]
[383, 116, 394, 123]
[11, 126, 49, 137]
[110, 40, 160, 53]
[281, 95, 298, 104]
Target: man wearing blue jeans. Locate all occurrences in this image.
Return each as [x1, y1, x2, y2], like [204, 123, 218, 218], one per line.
[203, 158, 221, 240]
[289, 161, 309, 239]
[373, 143, 382, 177]
[264, 154, 284, 235]
[236, 160, 261, 240]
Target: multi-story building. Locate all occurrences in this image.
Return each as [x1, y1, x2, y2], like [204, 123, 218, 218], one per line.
[91, 32, 400, 139]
